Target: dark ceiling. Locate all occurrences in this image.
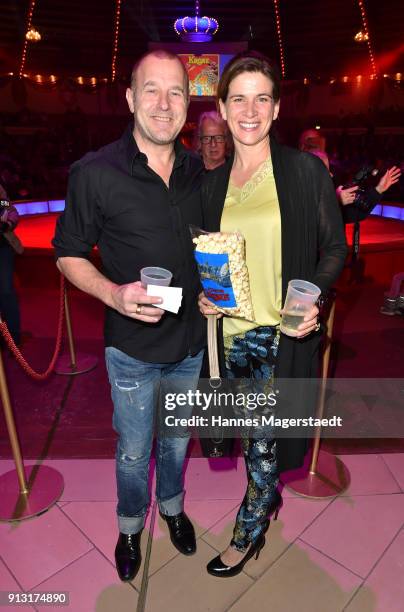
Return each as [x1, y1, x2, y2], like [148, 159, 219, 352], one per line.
[1, 0, 403, 80]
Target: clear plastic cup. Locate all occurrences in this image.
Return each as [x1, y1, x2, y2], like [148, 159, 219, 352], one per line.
[280, 279, 321, 337]
[140, 267, 172, 288]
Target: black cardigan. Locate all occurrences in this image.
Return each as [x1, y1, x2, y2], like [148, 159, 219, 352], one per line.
[201, 137, 348, 472]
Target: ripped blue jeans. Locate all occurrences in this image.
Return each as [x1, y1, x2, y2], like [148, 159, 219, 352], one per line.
[105, 346, 204, 535]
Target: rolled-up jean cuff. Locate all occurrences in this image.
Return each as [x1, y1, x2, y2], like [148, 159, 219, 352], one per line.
[118, 514, 145, 535]
[158, 491, 184, 517]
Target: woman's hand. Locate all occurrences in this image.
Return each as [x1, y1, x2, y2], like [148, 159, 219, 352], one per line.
[297, 304, 320, 338]
[198, 291, 223, 318]
[280, 304, 320, 338]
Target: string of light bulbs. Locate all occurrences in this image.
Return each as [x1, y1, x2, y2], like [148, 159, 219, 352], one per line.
[111, 0, 122, 82]
[19, 0, 37, 78]
[5, 71, 401, 87]
[357, 0, 377, 76]
[272, 0, 286, 77]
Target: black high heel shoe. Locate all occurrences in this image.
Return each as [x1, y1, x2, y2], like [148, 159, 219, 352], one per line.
[206, 532, 266, 578]
[206, 490, 283, 578]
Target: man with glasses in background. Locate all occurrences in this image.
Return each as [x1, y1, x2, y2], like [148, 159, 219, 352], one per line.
[196, 111, 231, 170]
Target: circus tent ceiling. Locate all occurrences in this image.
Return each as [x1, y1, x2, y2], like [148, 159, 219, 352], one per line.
[0, 0, 402, 81]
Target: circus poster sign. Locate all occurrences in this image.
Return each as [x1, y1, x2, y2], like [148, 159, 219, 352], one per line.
[178, 54, 219, 97]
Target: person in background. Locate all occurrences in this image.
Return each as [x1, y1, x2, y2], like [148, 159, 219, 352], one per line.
[309, 150, 401, 222]
[335, 165, 401, 221]
[311, 149, 402, 297]
[380, 272, 404, 316]
[298, 128, 326, 153]
[0, 183, 21, 346]
[196, 111, 231, 170]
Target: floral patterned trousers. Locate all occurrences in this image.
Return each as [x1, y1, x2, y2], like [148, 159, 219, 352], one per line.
[224, 325, 280, 552]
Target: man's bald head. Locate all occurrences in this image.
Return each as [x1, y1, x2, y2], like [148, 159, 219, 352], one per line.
[130, 50, 189, 100]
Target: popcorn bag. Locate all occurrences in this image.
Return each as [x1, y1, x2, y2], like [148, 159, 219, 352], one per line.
[191, 226, 255, 321]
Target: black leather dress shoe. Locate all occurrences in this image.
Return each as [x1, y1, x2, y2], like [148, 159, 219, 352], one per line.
[160, 512, 196, 555]
[115, 532, 142, 581]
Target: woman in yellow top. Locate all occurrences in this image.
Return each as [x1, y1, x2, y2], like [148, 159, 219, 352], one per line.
[199, 51, 347, 577]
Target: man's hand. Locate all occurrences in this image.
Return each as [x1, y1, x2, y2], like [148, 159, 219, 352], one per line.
[111, 281, 164, 323]
[280, 304, 320, 339]
[198, 291, 223, 318]
[57, 258, 164, 323]
[376, 166, 401, 194]
[336, 185, 359, 206]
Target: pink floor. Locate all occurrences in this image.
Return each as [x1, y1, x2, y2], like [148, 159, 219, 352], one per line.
[0, 455, 403, 611]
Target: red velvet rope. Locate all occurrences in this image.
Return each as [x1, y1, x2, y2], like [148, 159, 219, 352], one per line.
[0, 275, 65, 380]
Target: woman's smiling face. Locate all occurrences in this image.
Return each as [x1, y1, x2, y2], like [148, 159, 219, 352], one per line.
[219, 71, 280, 148]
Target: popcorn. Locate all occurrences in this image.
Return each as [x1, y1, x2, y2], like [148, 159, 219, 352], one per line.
[191, 229, 255, 321]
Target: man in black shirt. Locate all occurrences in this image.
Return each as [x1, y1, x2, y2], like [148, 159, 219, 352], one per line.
[53, 50, 206, 581]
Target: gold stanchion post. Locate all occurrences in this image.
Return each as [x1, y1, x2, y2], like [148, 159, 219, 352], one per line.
[0, 331, 64, 521]
[281, 292, 351, 498]
[54, 281, 98, 375]
[64, 286, 77, 369]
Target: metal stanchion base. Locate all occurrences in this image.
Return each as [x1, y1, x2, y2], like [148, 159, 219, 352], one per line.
[54, 352, 98, 376]
[281, 450, 351, 499]
[0, 465, 64, 521]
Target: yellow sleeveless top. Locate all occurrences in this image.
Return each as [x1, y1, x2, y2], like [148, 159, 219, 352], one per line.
[221, 157, 282, 337]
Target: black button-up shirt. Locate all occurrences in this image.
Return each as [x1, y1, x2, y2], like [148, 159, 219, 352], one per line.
[53, 125, 206, 363]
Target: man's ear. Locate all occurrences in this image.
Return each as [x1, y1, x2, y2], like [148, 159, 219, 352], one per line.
[126, 88, 135, 113]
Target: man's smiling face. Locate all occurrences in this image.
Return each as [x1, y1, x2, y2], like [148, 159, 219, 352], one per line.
[127, 54, 188, 146]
